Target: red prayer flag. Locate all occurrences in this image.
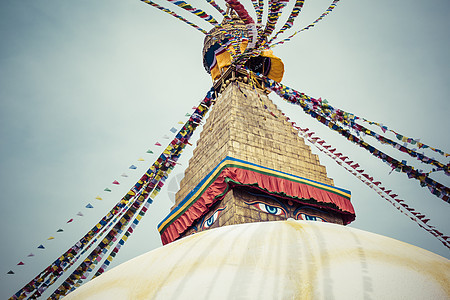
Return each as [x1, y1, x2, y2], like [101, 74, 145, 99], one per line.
[112, 180, 120, 185]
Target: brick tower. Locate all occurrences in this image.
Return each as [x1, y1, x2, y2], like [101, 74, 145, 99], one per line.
[158, 17, 354, 245]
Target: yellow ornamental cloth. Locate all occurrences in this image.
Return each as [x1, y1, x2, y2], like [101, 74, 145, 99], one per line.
[261, 49, 284, 83]
[212, 47, 284, 83]
[211, 41, 249, 81]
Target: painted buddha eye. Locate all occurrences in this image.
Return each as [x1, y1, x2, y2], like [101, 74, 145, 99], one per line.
[246, 201, 286, 216]
[203, 208, 224, 229]
[298, 213, 326, 222]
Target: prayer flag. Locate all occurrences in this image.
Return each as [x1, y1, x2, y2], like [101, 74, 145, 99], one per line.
[129, 165, 137, 170]
[170, 127, 177, 133]
[17, 262, 24, 266]
[67, 219, 74, 223]
[112, 180, 120, 185]
[47, 237, 55, 240]
[146, 150, 154, 154]
[86, 203, 94, 209]
[7, 270, 14, 274]
[95, 196, 103, 200]
[38, 245, 45, 249]
[155, 142, 162, 146]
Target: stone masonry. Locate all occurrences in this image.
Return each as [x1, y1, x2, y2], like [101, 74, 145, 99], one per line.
[169, 79, 342, 239]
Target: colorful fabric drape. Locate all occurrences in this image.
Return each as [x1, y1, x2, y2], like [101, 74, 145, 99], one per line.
[260, 75, 450, 203]
[270, 0, 341, 47]
[205, 0, 227, 16]
[263, 78, 448, 176]
[274, 90, 448, 174]
[165, 0, 219, 26]
[291, 123, 449, 249]
[360, 119, 450, 158]
[50, 88, 216, 299]
[10, 88, 216, 300]
[256, 0, 289, 48]
[268, 0, 305, 44]
[141, 0, 208, 34]
[249, 0, 264, 24]
[159, 156, 354, 244]
[224, 0, 255, 24]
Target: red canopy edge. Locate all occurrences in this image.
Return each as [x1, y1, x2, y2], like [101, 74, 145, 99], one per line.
[160, 166, 354, 245]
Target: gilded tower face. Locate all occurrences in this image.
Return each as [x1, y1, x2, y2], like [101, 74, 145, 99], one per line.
[183, 187, 344, 236]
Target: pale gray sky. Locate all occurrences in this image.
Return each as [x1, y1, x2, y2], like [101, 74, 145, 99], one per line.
[1, 0, 449, 298]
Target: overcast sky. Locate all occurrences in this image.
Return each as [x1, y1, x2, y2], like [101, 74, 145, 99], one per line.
[1, 0, 449, 298]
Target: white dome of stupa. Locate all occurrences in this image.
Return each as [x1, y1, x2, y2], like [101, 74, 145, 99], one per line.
[65, 219, 450, 299]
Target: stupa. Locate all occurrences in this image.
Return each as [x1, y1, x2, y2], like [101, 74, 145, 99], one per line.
[64, 11, 450, 299]
[158, 15, 355, 245]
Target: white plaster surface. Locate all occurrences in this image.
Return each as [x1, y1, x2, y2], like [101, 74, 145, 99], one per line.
[65, 220, 450, 299]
